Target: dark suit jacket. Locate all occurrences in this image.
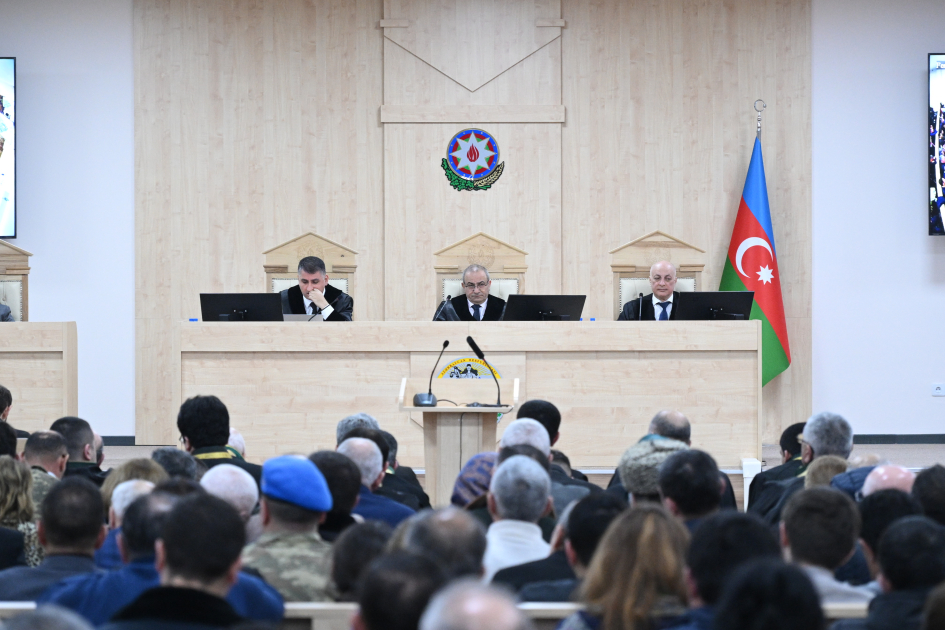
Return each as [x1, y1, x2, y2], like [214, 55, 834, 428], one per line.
[617, 292, 679, 321]
[192, 446, 263, 486]
[445, 295, 506, 321]
[0, 527, 26, 570]
[383, 471, 431, 510]
[747, 456, 803, 509]
[0, 555, 99, 601]
[64, 462, 110, 488]
[491, 549, 575, 592]
[281, 284, 353, 321]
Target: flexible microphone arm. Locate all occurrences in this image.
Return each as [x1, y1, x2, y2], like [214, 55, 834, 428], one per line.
[432, 295, 451, 321]
[638, 293, 644, 321]
[413, 340, 449, 407]
[466, 336, 502, 407]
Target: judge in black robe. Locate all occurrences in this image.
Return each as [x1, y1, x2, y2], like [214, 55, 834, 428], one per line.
[281, 283, 353, 321]
[617, 261, 679, 321]
[433, 264, 506, 321]
[618, 291, 680, 321]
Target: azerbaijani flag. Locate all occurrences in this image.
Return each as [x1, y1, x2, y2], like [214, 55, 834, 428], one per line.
[719, 137, 791, 385]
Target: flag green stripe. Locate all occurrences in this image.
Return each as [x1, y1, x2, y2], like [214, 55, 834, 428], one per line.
[719, 259, 790, 385]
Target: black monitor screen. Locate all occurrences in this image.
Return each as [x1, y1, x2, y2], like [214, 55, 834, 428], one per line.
[503, 295, 586, 321]
[199, 293, 284, 321]
[673, 291, 755, 321]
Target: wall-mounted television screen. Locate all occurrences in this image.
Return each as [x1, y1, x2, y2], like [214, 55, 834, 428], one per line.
[930, 54, 945, 235]
[0, 58, 14, 238]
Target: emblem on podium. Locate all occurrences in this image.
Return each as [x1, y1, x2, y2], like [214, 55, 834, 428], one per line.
[441, 128, 505, 191]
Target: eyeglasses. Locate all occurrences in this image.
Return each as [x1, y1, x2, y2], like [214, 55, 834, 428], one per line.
[463, 282, 489, 290]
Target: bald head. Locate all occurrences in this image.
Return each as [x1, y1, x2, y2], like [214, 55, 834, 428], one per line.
[200, 463, 259, 521]
[649, 261, 677, 301]
[337, 437, 384, 489]
[649, 410, 691, 445]
[862, 465, 916, 497]
[420, 580, 533, 630]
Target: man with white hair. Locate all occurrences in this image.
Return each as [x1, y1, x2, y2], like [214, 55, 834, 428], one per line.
[335, 413, 381, 445]
[338, 437, 414, 528]
[420, 580, 534, 630]
[482, 455, 552, 581]
[200, 463, 263, 543]
[95, 480, 154, 569]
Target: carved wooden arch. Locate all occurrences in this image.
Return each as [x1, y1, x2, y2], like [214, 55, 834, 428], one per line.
[263, 233, 359, 300]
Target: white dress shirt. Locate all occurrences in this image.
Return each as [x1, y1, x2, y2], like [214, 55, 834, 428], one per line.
[303, 295, 333, 321]
[482, 519, 551, 582]
[467, 298, 489, 320]
[651, 293, 674, 319]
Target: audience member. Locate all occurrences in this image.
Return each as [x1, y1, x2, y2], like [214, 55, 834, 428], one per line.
[804, 454, 849, 488]
[0, 384, 29, 438]
[419, 580, 534, 630]
[151, 447, 199, 480]
[93, 434, 105, 469]
[341, 427, 420, 510]
[834, 517, 945, 630]
[0, 455, 41, 566]
[923, 582, 945, 630]
[39, 490, 284, 624]
[242, 456, 333, 601]
[780, 487, 874, 604]
[858, 489, 923, 587]
[23, 431, 68, 510]
[4, 606, 94, 630]
[96, 479, 154, 570]
[747, 422, 805, 508]
[0, 477, 105, 599]
[331, 521, 392, 602]
[337, 437, 414, 528]
[912, 464, 945, 526]
[226, 428, 246, 459]
[378, 429, 431, 509]
[393, 507, 486, 579]
[48, 418, 108, 488]
[617, 436, 688, 503]
[516, 493, 627, 602]
[308, 450, 362, 542]
[558, 504, 688, 630]
[482, 455, 553, 581]
[336, 413, 380, 445]
[0, 525, 25, 570]
[177, 395, 262, 484]
[451, 452, 496, 508]
[673, 512, 781, 630]
[753, 412, 853, 524]
[862, 465, 916, 497]
[0, 421, 17, 457]
[658, 449, 724, 531]
[100, 458, 169, 515]
[200, 463, 261, 542]
[713, 559, 824, 630]
[98, 494, 247, 630]
[351, 552, 446, 630]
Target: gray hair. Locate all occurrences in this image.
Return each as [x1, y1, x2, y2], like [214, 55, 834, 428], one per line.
[297, 256, 327, 275]
[4, 606, 94, 630]
[337, 437, 383, 486]
[462, 264, 491, 283]
[151, 447, 198, 480]
[498, 418, 551, 456]
[227, 428, 246, 456]
[489, 455, 550, 523]
[111, 480, 155, 521]
[400, 508, 487, 578]
[336, 412, 381, 445]
[804, 412, 854, 459]
[200, 464, 259, 520]
[419, 579, 533, 630]
[649, 410, 691, 443]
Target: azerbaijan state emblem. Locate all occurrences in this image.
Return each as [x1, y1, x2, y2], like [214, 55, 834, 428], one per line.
[441, 129, 505, 191]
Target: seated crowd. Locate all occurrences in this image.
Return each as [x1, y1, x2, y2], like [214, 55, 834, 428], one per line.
[0, 382, 944, 630]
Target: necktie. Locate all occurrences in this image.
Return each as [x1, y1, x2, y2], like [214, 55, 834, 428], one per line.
[658, 302, 670, 320]
[472, 304, 481, 321]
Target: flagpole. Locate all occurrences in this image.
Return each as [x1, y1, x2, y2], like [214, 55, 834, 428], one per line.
[754, 99, 766, 139]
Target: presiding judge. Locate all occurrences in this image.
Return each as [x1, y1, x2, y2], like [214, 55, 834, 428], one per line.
[281, 256, 353, 321]
[618, 261, 679, 321]
[434, 264, 506, 321]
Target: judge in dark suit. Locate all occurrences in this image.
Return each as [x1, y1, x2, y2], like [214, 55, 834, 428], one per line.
[617, 260, 679, 321]
[434, 264, 506, 321]
[280, 256, 353, 321]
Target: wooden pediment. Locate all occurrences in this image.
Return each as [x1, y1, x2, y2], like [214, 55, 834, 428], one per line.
[609, 231, 705, 273]
[263, 233, 358, 274]
[433, 232, 528, 274]
[0, 239, 32, 275]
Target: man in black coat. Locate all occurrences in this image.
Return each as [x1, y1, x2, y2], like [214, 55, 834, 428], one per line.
[280, 256, 353, 321]
[434, 264, 506, 321]
[746, 422, 805, 509]
[617, 260, 679, 321]
[178, 395, 262, 486]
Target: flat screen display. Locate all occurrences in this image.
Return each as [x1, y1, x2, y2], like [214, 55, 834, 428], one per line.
[930, 54, 945, 235]
[0, 58, 14, 238]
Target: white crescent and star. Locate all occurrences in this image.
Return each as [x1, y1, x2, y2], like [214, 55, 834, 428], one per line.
[735, 237, 775, 285]
[450, 134, 495, 176]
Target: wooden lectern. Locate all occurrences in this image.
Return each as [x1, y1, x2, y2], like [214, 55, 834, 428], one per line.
[398, 376, 520, 507]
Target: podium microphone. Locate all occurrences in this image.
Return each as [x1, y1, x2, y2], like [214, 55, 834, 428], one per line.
[638, 293, 644, 321]
[466, 336, 502, 407]
[432, 295, 451, 321]
[414, 340, 449, 407]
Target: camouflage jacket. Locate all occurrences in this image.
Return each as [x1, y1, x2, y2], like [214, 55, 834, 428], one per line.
[242, 530, 333, 602]
[30, 467, 58, 515]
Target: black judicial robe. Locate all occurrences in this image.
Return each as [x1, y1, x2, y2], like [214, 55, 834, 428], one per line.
[617, 292, 679, 321]
[280, 284, 353, 321]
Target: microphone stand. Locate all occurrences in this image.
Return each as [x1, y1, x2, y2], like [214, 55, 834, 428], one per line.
[432, 295, 451, 321]
[638, 293, 644, 321]
[414, 340, 450, 406]
[466, 336, 502, 407]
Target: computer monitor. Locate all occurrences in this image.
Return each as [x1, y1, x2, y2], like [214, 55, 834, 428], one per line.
[503, 295, 586, 321]
[199, 293, 284, 321]
[672, 291, 755, 321]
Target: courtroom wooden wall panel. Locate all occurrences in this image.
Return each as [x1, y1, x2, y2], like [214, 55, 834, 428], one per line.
[1, 354, 64, 433]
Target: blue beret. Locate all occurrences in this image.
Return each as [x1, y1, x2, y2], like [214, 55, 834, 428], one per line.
[262, 456, 333, 513]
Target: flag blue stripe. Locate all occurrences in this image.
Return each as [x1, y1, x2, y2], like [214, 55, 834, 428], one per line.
[741, 137, 777, 255]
